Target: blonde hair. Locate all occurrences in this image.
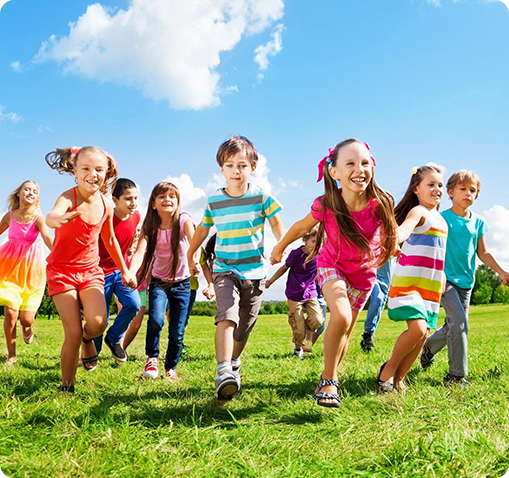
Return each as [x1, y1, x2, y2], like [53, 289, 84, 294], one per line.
[7, 180, 41, 221]
[45, 146, 119, 194]
[446, 170, 481, 199]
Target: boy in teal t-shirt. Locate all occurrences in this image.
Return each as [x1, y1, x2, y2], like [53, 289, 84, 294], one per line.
[421, 170, 509, 386]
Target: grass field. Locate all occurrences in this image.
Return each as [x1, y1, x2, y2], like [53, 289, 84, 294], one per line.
[1, 304, 509, 478]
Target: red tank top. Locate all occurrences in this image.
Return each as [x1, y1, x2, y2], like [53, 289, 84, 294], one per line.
[47, 188, 107, 270]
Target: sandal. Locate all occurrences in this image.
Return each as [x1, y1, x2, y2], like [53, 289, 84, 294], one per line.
[23, 327, 34, 344]
[81, 337, 98, 372]
[377, 362, 394, 393]
[314, 377, 341, 408]
[58, 384, 75, 393]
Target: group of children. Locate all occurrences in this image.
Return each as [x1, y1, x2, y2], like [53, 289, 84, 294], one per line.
[0, 136, 507, 406]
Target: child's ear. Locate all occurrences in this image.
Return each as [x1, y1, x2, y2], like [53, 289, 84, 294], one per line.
[251, 163, 257, 172]
[112, 196, 119, 207]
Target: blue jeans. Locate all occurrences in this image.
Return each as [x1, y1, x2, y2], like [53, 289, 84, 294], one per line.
[146, 277, 190, 370]
[94, 270, 141, 352]
[425, 282, 472, 377]
[315, 296, 327, 335]
[364, 259, 394, 335]
[184, 288, 197, 330]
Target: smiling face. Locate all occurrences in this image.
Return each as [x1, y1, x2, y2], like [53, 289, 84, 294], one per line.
[220, 151, 256, 195]
[329, 142, 373, 194]
[414, 170, 444, 210]
[74, 150, 108, 194]
[152, 187, 179, 215]
[17, 181, 39, 207]
[114, 186, 138, 218]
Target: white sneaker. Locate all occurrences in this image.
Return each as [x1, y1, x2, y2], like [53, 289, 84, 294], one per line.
[143, 357, 158, 379]
[215, 371, 240, 400]
[231, 356, 241, 372]
[164, 368, 179, 382]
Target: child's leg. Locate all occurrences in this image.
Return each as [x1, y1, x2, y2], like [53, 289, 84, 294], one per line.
[441, 283, 471, 377]
[93, 271, 116, 354]
[52, 291, 84, 386]
[145, 283, 168, 359]
[164, 280, 190, 371]
[19, 310, 35, 337]
[303, 298, 323, 332]
[3, 306, 18, 361]
[216, 320, 236, 363]
[122, 305, 145, 350]
[380, 319, 428, 384]
[394, 330, 428, 386]
[287, 300, 306, 349]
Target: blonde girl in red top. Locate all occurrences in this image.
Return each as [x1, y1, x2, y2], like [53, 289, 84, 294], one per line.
[0, 180, 53, 364]
[45, 146, 135, 393]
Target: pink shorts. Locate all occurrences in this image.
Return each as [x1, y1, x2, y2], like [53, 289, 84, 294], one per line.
[47, 264, 105, 297]
[317, 267, 371, 313]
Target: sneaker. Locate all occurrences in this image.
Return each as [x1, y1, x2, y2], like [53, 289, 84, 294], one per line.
[293, 348, 305, 359]
[180, 344, 188, 356]
[231, 356, 241, 372]
[420, 345, 435, 370]
[143, 357, 158, 379]
[164, 368, 179, 382]
[215, 371, 240, 400]
[302, 341, 313, 354]
[444, 373, 471, 387]
[360, 332, 375, 353]
[105, 335, 128, 362]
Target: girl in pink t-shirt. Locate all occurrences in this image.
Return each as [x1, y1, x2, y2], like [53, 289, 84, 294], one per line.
[271, 138, 397, 408]
[129, 182, 195, 381]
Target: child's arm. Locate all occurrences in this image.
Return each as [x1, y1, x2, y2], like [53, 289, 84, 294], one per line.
[100, 204, 136, 288]
[476, 236, 509, 285]
[46, 194, 81, 228]
[35, 215, 54, 251]
[183, 217, 200, 276]
[0, 212, 10, 236]
[200, 255, 215, 300]
[270, 213, 318, 264]
[265, 264, 289, 288]
[396, 206, 426, 244]
[187, 224, 209, 276]
[268, 213, 285, 242]
[129, 236, 148, 277]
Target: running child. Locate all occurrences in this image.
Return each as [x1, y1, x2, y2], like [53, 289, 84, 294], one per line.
[420, 170, 509, 386]
[45, 146, 135, 393]
[129, 182, 195, 381]
[271, 139, 397, 408]
[378, 165, 447, 392]
[265, 226, 323, 359]
[188, 135, 284, 400]
[0, 180, 53, 364]
[95, 178, 141, 362]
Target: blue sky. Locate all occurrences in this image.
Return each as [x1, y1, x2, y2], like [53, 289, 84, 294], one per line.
[1, 0, 509, 299]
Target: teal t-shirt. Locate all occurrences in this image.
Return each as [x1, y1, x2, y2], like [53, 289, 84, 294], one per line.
[441, 208, 487, 289]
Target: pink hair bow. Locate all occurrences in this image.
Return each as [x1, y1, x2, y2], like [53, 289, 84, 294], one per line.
[364, 142, 376, 166]
[317, 147, 335, 182]
[70, 146, 82, 157]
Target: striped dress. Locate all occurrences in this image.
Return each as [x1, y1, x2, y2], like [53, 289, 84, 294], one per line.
[388, 206, 448, 329]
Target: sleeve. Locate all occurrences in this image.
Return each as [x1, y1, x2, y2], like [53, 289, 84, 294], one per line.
[199, 247, 207, 266]
[201, 200, 214, 228]
[285, 249, 296, 268]
[263, 191, 282, 219]
[478, 216, 488, 239]
[310, 197, 325, 222]
[180, 212, 192, 233]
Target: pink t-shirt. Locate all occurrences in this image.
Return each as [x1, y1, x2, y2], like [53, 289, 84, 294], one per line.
[152, 213, 191, 283]
[311, 195, 382, 290]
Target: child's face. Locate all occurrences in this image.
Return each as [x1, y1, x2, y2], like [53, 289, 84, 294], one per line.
[303, 235, 317, 253]
[330, 142, 373, 193]
[18, 181, 39, 206]
[74, 151, 108, 193]
[152, 189, 179, 215]
[114, 187, 138, 217]
[220, 152, 256, 191]
[414, 171, 444, 210]
[448, 181, 478, 209]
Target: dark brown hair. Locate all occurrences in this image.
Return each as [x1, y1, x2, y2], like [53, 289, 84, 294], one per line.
[137, 182, 182, 286]
[394, 165, 443, 225]
[216, 135, 258, 167]
[311, 138, 398, 267]
[45, 146, 118, 194]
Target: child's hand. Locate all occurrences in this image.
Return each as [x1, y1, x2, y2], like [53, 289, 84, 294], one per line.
[53, 210, 81, 228]
[203, 283, 215, 300]
[265, 278, 272, 289]
[270, 244, 284, 265]
[500, 271, 509, 285]
[122, 270, 137, 289]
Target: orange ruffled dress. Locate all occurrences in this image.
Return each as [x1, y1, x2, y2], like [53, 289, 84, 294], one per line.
[0, 212, 46, 311]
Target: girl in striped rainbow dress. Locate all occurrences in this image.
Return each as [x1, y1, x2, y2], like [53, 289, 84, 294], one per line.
[377, 165, 448, 392]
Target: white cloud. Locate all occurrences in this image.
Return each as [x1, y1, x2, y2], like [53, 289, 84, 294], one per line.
[426, 0, 441, 6]
[288, 179, 301, 188]
[10, 61, 22, 72]
[254, 23, 284, 79]
[482, 205, 509, 271]
[34, 0, 284, 110]
[0, 105, 23, 123]
[162, 173, 207, 225]
[37, 123, 53, 133]
[0, 0, 11, 14]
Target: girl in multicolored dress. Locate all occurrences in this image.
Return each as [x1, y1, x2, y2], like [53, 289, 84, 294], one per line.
[0, 181, 53, 365]
[378, 165, 448, 392]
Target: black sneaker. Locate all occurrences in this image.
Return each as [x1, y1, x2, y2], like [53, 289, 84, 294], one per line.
[420, 345, 435, 369]
[104, 335, 128, 362]
[444, 373, 470, 387]
[360, 332, 375, 352]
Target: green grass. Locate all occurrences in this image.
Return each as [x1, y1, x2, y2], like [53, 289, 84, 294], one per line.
[1, 305, 509, 477]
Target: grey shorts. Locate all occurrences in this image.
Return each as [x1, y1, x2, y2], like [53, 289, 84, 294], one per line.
[213, 272, 265, 342]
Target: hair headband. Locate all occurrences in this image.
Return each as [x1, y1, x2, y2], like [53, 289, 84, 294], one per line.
[317, 148, 335, 182]
[70, 146, 82, 157]
[364, 142, 376, 166]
